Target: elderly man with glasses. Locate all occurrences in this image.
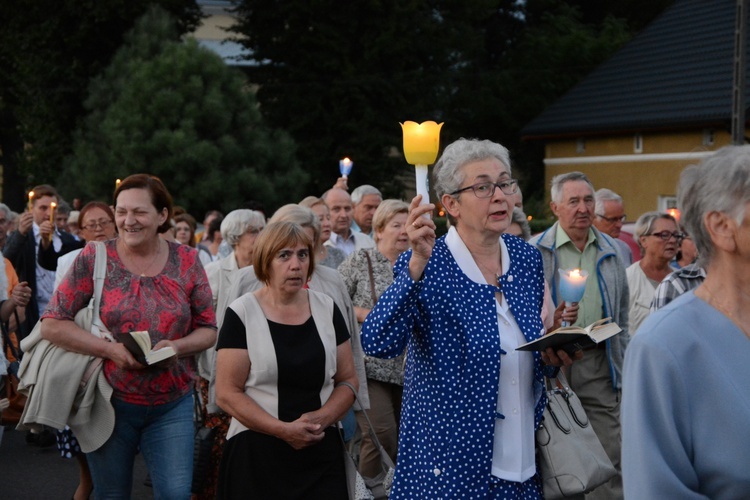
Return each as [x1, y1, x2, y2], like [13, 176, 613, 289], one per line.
[593, 188, 635, 266]
[529, 171, 629, 500]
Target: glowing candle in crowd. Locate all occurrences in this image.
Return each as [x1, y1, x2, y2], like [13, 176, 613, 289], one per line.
[558, 268, 589, 326]
[28, 191, 34, 212]
[48, 202, 57, 243]
[49, 202, 57, 225]
[400, 121, 443, 208]
[116, 179, 121, 189]
[339, 158, 353, 179]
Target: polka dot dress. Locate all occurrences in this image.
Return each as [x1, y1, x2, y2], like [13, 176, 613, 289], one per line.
[362, 234, 554, 499]
[56, 426, 82, 458]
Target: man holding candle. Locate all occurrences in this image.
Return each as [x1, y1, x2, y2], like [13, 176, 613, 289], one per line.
[322, 187, 375, 257]
[529, 171, 630, 500]
[3, 184, 82, 338]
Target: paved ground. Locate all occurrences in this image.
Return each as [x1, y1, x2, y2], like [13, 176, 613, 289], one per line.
[0, 425, 152, 499]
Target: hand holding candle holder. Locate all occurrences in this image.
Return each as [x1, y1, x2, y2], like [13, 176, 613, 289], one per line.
[558, 268, 588, 327]
[400, 121, 443, 214]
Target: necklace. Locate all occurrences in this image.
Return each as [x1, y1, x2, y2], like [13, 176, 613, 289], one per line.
[122, 239, 163, 277]
[699, 284, 750, 340]
[475, 257, 502, 286]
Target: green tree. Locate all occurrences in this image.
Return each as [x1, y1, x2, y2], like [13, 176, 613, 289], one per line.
[60, 6, 307, 215]
[0, 0, 201, 210]
[230, 1, 649, 203]
[230, 0, 475, 198]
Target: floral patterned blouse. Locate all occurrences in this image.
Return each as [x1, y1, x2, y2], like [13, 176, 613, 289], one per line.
[338, 247, 405, 385]
[43, 240, 216, 405]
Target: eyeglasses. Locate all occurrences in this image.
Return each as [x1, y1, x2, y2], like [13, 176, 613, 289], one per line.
[449, 179, 518, 198]
[82, 220, 114, 231]
[645, 230, 685, 242]
[596, 214, 626, 223]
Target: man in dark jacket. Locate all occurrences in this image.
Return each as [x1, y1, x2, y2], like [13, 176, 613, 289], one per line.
[3, 184, 82, 339]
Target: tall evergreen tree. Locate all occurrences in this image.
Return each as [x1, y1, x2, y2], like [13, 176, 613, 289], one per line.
[0, 0, 201, 210]
[61, 6, 307, 215]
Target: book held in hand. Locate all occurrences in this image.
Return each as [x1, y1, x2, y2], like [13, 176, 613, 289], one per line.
[516, 318, 621, 355]
[120, 330, 176, 366]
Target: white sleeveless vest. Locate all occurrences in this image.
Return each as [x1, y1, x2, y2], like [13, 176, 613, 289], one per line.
[226, 289, 338, 440]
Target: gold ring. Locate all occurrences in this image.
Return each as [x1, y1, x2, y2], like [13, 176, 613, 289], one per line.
[412, 221, 420, 228]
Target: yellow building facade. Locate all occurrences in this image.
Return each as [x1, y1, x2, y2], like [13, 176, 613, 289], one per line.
[541, 129, 733, 222]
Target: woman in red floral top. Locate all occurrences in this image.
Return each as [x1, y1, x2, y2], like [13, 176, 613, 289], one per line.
[41, 174, 217, 498]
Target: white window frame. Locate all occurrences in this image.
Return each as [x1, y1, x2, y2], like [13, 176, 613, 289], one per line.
[634, 133, 643, 153]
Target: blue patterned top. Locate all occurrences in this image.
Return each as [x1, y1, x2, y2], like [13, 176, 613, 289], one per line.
[362, 233, 554, 498]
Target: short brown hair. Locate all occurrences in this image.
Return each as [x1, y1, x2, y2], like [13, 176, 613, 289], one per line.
[114, 174, 173, 233]
[78, 201, 115, 231]
[253, 221, 315, 285]
[174, 213, 197, 247]
[29, 184, 59, 205]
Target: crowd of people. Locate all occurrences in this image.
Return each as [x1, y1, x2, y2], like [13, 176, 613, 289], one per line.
[1, 140, 748, 499]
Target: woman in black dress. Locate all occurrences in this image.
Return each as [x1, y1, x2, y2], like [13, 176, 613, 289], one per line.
[215, 221, 357, 499]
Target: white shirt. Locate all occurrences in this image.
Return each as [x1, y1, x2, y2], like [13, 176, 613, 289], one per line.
[445, 227, 536, 482]
[33, 222, 62, 316]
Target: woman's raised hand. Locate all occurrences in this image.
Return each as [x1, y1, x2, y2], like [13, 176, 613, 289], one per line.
[406, 195, 436, 281]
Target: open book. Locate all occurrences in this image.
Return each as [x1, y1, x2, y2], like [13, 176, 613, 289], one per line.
[516, 318, 621, 355]
[120, 331, 176, 366]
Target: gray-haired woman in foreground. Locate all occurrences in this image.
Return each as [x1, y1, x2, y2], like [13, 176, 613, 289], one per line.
[622, 145, 750, 498]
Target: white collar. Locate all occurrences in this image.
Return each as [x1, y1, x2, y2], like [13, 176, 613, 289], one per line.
[445, 226, 510, 285]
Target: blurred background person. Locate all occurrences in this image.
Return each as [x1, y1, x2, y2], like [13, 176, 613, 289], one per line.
[4, 184, 82, 338]
[174, 212, 197, 248]
[670, 225, 698, 270]
[0, 203, 12, 251]
[197, 210, 223, 244]
[55, 202, 117, 288]
[194, 208, 265, 499]
[505, 207, 531, 241]
[594, 188, 633, 266]
[622, 145, 750, 498]
[350, 185, 382, 237]
[215, 221, 356, 499]
[338, 199, 409, 477]
[52, 200, 117, 500]
[197, 213, 224, 265]
[626, 211, 679, 335]
[41, 174, 216, 498]
[300, 196, 346, 269]
[322, 188, 374, 257]
[67, 210, 81, 240]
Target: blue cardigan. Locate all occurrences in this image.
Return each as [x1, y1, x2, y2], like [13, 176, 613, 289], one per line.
[362, 234, 554, 498]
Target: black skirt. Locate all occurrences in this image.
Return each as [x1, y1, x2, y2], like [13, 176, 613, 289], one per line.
[217, 427, 348, 499]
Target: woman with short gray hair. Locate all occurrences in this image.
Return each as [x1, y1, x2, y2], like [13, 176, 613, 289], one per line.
[626, 211, 679, 334]
[196, 209, 266, 498]
[338, 199, 409, 477]
[622, 145, 750, 497]
[362, 138, 578, 497]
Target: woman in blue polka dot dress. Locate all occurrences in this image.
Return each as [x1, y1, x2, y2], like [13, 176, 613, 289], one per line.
[361, 138, 580, 499]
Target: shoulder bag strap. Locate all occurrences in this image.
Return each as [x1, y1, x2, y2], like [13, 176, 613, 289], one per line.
[363, 250, 378, 307]
[90, 241, 110, 340]
[337, 381, 396, 471]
